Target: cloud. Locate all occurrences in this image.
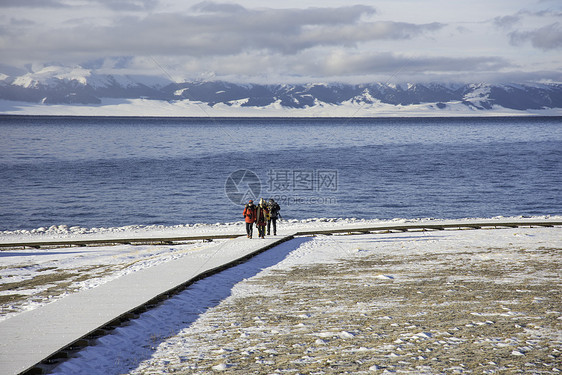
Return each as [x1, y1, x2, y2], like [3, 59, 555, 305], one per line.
[297, 21, 444, 47]
[510, 22, 562, 50]
[0, 0, 66, 7]
[190, 1, 247, 13]
[147, 49, 512, 85]
[9, 18, 36, 27]
[0, 0, 159, 10]
[1, 3, 446, 61]
[297, 51, 510, 78]
[91, 0, 159, 11]
[494, 15, 520, 29]
[0, 1, 559, 84]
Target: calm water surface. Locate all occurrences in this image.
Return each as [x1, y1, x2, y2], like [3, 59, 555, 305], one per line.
[0, 116, 560, 230]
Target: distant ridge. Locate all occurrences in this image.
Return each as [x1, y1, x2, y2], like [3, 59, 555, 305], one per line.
[1, 65, 561, 115]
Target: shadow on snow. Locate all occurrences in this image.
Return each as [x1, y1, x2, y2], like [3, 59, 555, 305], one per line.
[52, 236, 312, 375]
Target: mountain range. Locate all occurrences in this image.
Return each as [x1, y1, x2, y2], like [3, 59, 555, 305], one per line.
[1, 65, 561, 115]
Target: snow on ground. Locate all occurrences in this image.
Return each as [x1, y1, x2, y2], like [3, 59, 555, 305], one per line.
[124, 226, 561, 374]
[0, 238, 226, 322]
[2, 218, 556, 374]
[0, 217, 399, 321]
[0, 216, 559, 323]
[1, 216, 558, 244]
[1, 98, 562, 117]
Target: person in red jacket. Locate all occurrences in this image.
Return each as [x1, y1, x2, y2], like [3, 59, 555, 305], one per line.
[255, 198, 269, 239]
[243, 200, 256, 238]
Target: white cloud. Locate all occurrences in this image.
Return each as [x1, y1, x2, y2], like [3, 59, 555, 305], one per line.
[0, 0, 560, 84]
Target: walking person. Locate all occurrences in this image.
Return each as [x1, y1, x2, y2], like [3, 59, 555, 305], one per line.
[255, 198, 269, 239]
[243, 199, 256, 238]
[267, 198, 281, 235]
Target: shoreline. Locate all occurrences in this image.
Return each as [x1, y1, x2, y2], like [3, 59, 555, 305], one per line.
[1, 218, 560, 374]
[2, 215, 561, 244]
[2, 99, 562, 118]
[3, 113, 562, 119]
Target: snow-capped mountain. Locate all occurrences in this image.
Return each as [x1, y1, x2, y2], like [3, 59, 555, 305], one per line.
[1, 65, 561, 114]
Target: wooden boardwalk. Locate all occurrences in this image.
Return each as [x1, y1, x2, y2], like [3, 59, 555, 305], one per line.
[0, 234, 295, 375]
[295, 220, 562, 236]
[0, 233, 240, 250]
[0, 219, 560, 374]
[1, 219, 560, 250]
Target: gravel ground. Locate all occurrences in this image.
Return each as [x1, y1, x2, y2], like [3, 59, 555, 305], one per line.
[131, 230, 562, 374]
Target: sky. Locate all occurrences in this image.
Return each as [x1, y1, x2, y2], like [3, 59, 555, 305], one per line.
[0, 0, 561, 84]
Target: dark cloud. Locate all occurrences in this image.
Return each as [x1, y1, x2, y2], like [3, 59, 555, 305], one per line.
[510, 22, 562, 50]
[190, 1, 247, 14]
[494, 9, 561, 30]
[0, 63, 27, 76]
[0, 0, 66, 7]
[92, 0, 159, 11]
[0, 0, 159, 10]
[494, 15, 520, 29]
[10, 18, 35, 26]
[23, 4, 440, 58]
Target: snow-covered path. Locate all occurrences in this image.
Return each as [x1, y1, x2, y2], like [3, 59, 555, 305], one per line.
[0, 232, 298, 375]
[41, 224, 561, 375]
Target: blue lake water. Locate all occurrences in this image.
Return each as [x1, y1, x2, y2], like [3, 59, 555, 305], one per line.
[0, 116, 560, 231]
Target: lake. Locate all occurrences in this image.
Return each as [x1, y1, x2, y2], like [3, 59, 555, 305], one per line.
[0, 116, 560, 231]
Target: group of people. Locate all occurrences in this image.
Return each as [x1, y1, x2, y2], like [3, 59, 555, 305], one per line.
[243, 198, 281, 239]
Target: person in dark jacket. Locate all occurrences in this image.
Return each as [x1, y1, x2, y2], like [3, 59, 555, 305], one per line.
[243, 200, 256, 238]
[267, 198, 280, 235]
[255, 198, 269, 239]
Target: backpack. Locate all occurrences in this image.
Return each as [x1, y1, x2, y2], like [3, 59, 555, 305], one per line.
[244, 204, 255, 220]
[268, 202, 280, 218]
